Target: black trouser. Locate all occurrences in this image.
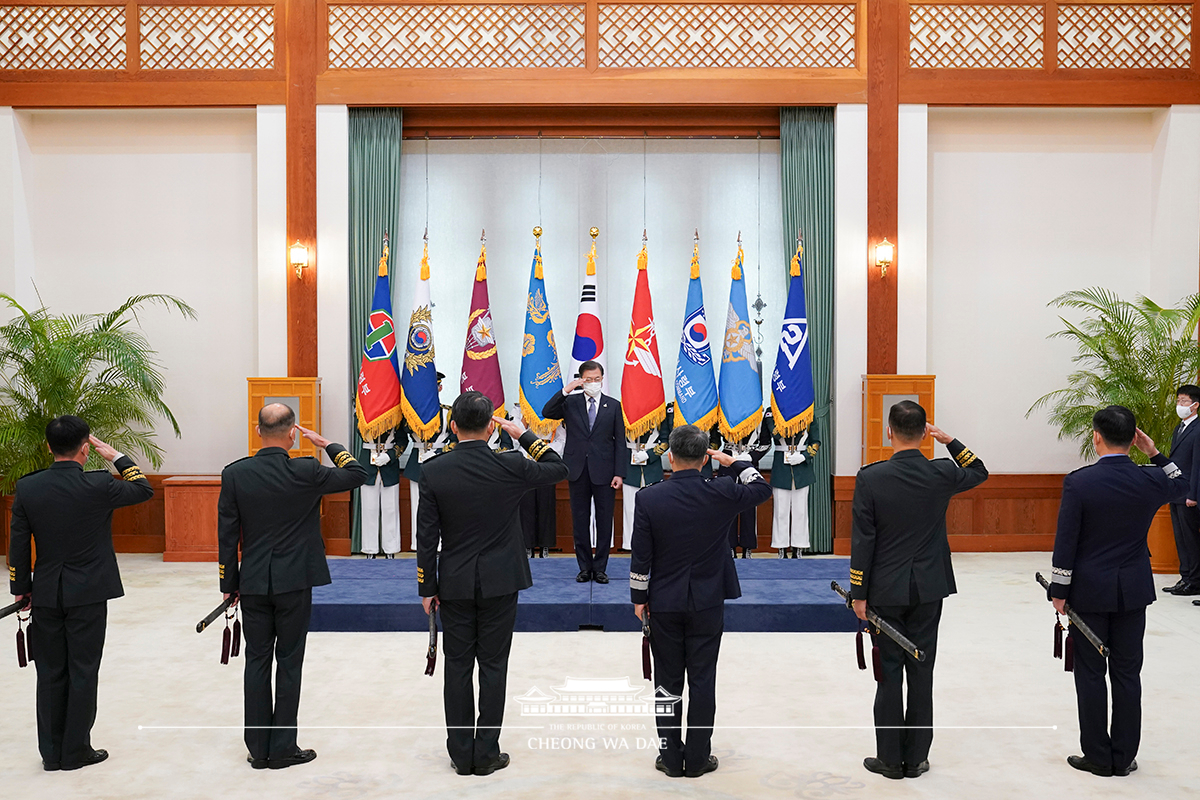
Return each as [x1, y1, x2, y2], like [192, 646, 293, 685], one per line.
[649, 604, 724, 774]
[1072, 606, 1145, 772]
[32, 596, 107, 767]
[727, 508, 757, 550]
[870, 599, 943, 766]
[439, 588, 520, 772]
[1168, 503, 1200, 584]
[569, 475, 615, 574]
[240, 588, 312, 760]
[521, 483, 557, 549]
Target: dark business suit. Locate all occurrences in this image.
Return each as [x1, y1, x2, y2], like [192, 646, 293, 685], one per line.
[542, 390, 627, 574]
[417, 432, 568, 772]
[1050, 452, 1188, 773]
[218, 443, 367, 761]
[850, 440, 988, 767]
[8, 456, 153, 768]
[629, 461, 772, 775]
[1167, 418, 1200, 586]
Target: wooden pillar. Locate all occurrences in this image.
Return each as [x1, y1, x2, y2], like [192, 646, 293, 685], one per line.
[285, 0, 319, 377]
[866, 0, 899, 374]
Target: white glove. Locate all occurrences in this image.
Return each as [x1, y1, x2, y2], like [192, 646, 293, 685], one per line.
[418, 446, 437, 463]
[735, 452, 752, 463]
[369, 451, 380, 466]
[631, 450, 649, 465]
[375, 452, 391, 467]
[785, 450, 806, 466]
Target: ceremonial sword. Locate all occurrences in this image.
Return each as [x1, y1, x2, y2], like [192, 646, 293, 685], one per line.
[1034, 572, 1109, 657]
[425, 609, 439, 676]
[0, 598, 30, 621]
[196, 595, 236, 633]
[830, 581, 926, 662]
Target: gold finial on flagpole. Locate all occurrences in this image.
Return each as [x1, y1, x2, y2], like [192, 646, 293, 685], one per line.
[590, 226, 599, 240]
[533, 226, 542, 239]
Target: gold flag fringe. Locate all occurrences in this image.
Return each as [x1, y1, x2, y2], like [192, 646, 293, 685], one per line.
[674, 402, 719, 434]
[719, 404, 763, 444]
[420, 242, 430, 281]
[378, 240, 390, 277]
[519, 390, 561, 438]
[356, 394, 404, 443]
[690, 243, 700, 279]
[624, 402, 666, 440]
[731, 244, 743, 281]
[402, 393, 441, 442]
[586, 241, 597, 276]
[771, 394, 814, 440]
[476, 245, 487, 281]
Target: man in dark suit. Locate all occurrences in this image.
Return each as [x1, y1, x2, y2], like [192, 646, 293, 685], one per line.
[1163, 384, 1200, 596]
[542, 359, 627, 584]
[8, 415, 154, 771]
[218, 403, 367, 770]
[850, 400, 988, 780]
[418, 391, 569, 776]
[1049, 405, 1188, 777]
[629, 424, 772, 778]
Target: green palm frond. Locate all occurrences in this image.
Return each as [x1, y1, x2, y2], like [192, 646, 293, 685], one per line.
[1028, 288, 1200, 463]
[0, 292, 194, 492]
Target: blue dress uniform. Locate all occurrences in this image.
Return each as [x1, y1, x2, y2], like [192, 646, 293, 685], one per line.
[629, 460, 772, 777]
[850, 439, 988, 771]
[1049, 451, 1188, 775]
[9, 455, 153, 770]
[357, 426, 407, 556]
[621, 415, 672, 550]
[1165, 417, 1200, 592]
[770, 418, 821, 555]
[718, 412, 772, 555]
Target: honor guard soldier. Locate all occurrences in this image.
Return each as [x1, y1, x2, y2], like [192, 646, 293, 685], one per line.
[630, 425, 772, 778]
[770, 416, 821, 559]
[1048, 407, 1188, 777]
[218, 404, 367, 770]
[403, 372, 453, 549]
[719, 410, 771, 558]
[622, 411, 672, 551]
[8, 416, 154, 771]
[417, 392, 569, 776]
[850, 401, 987, 780]
[359, 425, 407, 558]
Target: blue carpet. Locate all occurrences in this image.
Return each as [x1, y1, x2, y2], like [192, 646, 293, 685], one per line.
[311, 557, 859, 633]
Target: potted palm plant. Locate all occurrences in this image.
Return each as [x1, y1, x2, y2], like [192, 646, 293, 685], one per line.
[1029, 288, 1200, 572]
[0, 293, 195, 496]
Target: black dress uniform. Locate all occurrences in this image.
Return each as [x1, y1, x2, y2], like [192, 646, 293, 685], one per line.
[417, 431, 568, 774]
[218, 443, 367, 763]
[850, 439, 988, 770]
[629, 460, 772, 776]
[718, 413, 771, 554]
[541, 389, 627, 576]
[1050, 451, 1188, 775]
[1166, 417, 1200, 591]
[8, 455, 153, 769]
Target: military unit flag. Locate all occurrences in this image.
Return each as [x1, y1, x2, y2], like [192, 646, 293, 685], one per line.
[570, 233, 607, 388]
[400, 241, 441, 441]
[717, 241, 764, 442]
[771, 240, 816, 437]
[355, 235, 403, 441]
[518, 238, 564, 436]
[460, 241, 505, 411]
[673, 240, 719, 431]
[620, 243, 666, 437]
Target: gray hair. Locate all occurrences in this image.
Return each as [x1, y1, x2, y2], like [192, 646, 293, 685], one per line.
[669, 424, 709, 463]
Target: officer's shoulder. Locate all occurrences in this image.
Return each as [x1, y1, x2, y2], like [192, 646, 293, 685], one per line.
[222, 454, 255, 471]
[857, 459, 887, 474]
[1067, 462, 1098, 476]
[16, 467, 48, 484]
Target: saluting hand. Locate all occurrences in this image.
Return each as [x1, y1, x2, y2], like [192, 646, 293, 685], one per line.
[1132, 428, 1159, 457]
[707, 449, 735, 468]
[88, 435, 119, 462]
[564, 378, 584, 394]
[925, 424, 953, 445]
[493, 415, 526, 439]
[297, 426, 331, 449]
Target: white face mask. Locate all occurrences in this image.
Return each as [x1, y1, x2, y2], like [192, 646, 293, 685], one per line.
[1178, 404, 1195, 420]
[583, 381, 602, 398]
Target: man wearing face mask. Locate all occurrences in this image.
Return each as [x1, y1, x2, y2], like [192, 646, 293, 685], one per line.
[1164, 384, 1200, 597]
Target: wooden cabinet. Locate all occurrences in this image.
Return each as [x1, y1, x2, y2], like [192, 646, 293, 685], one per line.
[162, 476, 221, 562]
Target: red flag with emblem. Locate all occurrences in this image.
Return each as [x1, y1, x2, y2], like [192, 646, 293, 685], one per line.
[460, 240, 505, 410]
[356, 235, 403, 440]
[621, 242, 666, 437]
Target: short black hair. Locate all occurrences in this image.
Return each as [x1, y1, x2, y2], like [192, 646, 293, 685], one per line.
[578, 360, 604, 377]
[47, 415, 90, 457]
[258, 403, 296, 436]
[669, 424, 709, 465]
[452, 391, 494, 434]
[1178, 385, 1200, 405]
[888, 400, 927, 442]
[1093, 405, 1135, 448]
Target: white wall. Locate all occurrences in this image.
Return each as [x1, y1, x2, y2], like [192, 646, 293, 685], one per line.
[0, 108, 269, 474]
[897, 104, 929, 375]
[926, 108, 1200, 473]
[316, 105, 350, 447]
[255, 106, 288, 378]
[833, 104, 868, 476]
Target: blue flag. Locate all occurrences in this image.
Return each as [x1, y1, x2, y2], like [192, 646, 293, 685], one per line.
[771, 243, 815, 437]
[518, 241, 564, 436]
[674, 242, 719, 431]
[400, 243, 441, 440]
[717, 243, 763, 442]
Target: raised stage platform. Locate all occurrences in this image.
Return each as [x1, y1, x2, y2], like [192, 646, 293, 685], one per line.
[311, 556, 858, 633]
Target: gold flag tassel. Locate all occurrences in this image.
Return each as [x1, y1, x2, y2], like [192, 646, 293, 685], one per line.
[476, 229, 487, 281]
[534, 226, 544, 279]
[378, 234, 390, 277]
[420, 242, 430, 281]
[772, 233, 813, 438]
[587, 226, 598, 276]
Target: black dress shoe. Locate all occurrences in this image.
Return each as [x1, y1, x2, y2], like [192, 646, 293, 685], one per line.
[685, 755, 719, 778]
[904, 760, 930, 778]
[1067, 755, 1112, 776]
[594, 572, 609, 584]
[1114, 759, 1138, 777]
[61, 749, 108, 771]
[577, 570, 592, 583]
[1193, 599, 1200, 606]
[1175, 583, 1200, 596]
[1161, 580, 1184, 593]
[473, 752, 510, 775]
[246, 754, 269, 770]
[42, 761, 60, 772]
[269, 748, 317, 770]
[453, 761, 473, 776]
[655, 756, 684, 777]
[863, 757, 904, 780]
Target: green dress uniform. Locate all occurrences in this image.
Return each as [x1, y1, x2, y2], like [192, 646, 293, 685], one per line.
[622, 415, 672, 550]
[769, 419, 821, 553]
[403, 404, 455, 550]
[358, 426, 407, 556]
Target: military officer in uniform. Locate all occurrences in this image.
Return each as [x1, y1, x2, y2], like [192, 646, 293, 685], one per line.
[719, 410, 772, 558]
[9, 416, 154, 771]
[218, 403, 367, 770]
[358, 425, 407, 558]
[403, 372, 452, 549]
[622, 413, 671, 551]
[1048, 406, 1188, 777]
[770, 417, 821, 559]
[630, 424, 773, 778]
[417, 391, 569, 776]
[850, 401, 987, 780]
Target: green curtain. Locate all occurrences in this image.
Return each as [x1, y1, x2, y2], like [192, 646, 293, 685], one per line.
[779, 107, 835, 554]
[348, 107, 403, 553]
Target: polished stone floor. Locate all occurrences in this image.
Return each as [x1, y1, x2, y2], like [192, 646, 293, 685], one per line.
[3, 552, 1199, 799]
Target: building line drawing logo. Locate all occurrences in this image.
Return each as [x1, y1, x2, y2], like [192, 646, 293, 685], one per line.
[515, 677, 681, 717]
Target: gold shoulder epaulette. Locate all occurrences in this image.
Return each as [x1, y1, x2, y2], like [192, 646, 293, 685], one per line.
[332, 450, 356, 469]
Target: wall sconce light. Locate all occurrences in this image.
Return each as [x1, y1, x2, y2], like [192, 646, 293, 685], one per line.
[875, 238, 894, 277]
[289, 240, 310, 279]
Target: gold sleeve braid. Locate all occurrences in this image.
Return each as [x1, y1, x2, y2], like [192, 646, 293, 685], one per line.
[527, 439, 550, 461]
[218, 564, 226, 579]
[333, 450, 355, 469]
[652, 442, 670, 456]
[417, 566, 425, 584]
[120, 464, 146, 482]
[954, 448, 977, 468]
[8, 565, 15, 580]
[849, 567, 863, 587]
[807, 443, 820, 458]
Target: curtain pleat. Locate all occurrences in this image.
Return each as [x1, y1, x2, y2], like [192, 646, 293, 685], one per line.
[348, 107, 403, 553]
[779, 107, 835, 554]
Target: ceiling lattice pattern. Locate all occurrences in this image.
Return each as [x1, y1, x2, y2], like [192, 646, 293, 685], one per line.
[0, 5, 126, 70]
[909, 4, 1044, 68]
[139, 5, 275, 70]
[1058, 3, 1191, 68]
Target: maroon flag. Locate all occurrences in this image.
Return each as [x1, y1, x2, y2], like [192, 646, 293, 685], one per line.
[460, 240, 505, 410]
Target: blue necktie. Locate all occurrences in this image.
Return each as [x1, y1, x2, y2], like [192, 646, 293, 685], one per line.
[588, 397, 597, 429]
